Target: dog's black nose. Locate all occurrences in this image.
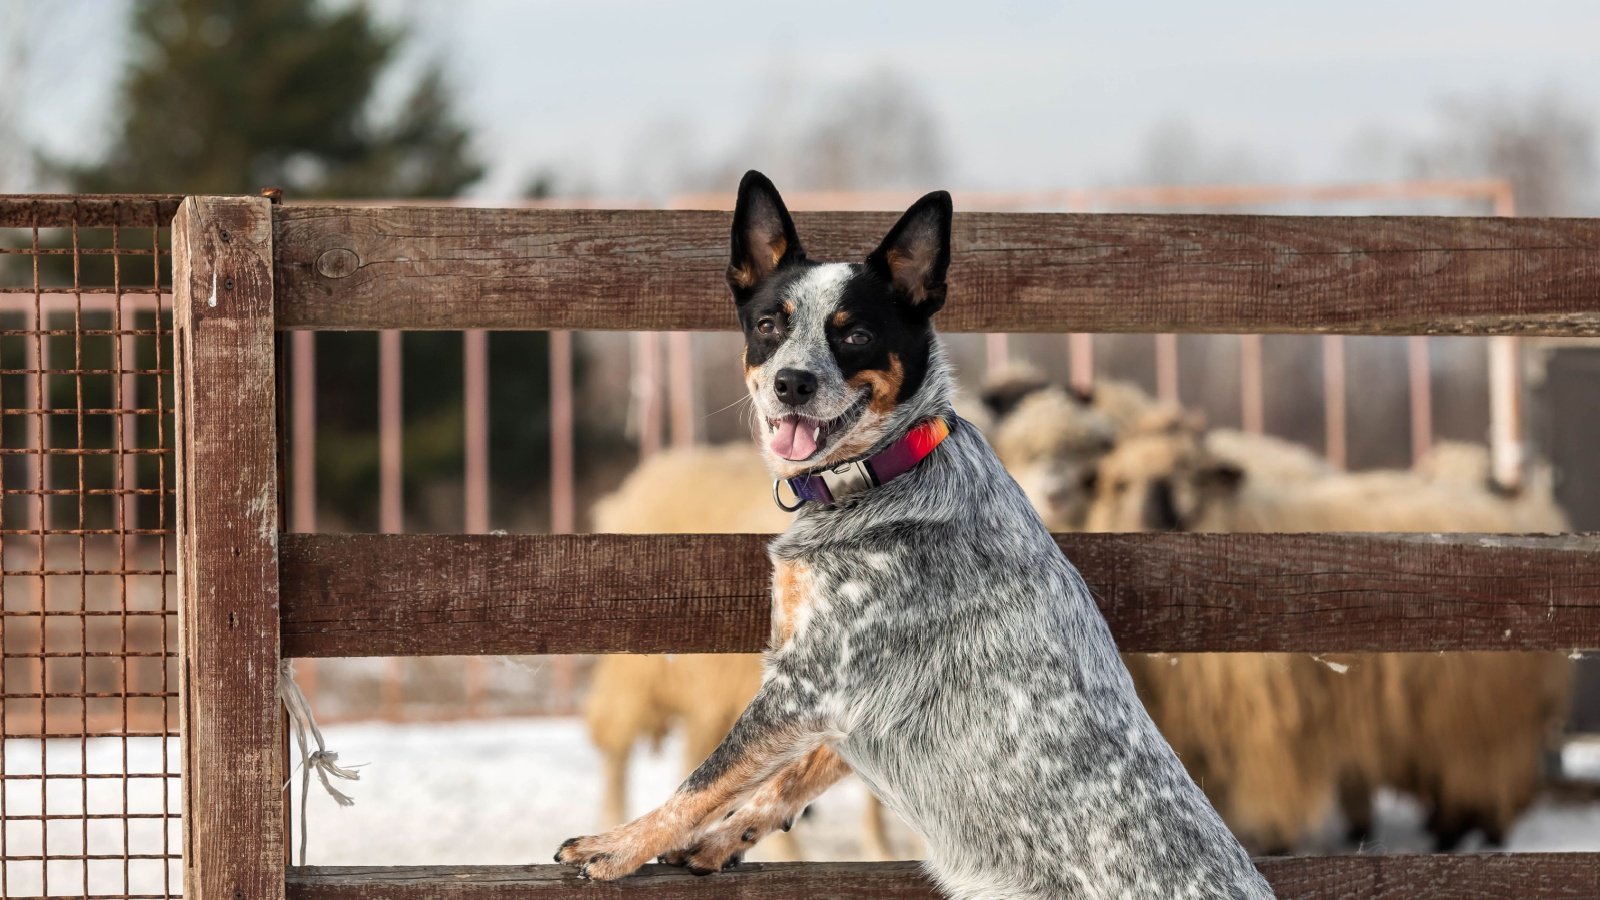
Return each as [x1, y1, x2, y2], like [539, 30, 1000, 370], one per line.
[773, 369, 817, 406]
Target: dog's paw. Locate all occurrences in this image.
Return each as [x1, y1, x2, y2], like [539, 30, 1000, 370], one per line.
[553, 833, 643, 881]
[673, 802, 792, 873]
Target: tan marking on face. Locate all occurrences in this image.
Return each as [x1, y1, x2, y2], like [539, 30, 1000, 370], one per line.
[771, 559, 816, 648]
[781, 299, 794, 316]
[831, 310, 852, 328]
[847, 353, 905, 415]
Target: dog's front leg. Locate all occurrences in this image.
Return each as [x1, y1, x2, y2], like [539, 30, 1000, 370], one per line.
[555, 685, 830, 881]
[659, 743, 854, 872]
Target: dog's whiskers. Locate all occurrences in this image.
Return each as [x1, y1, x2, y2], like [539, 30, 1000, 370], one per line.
[705, 394, 753, 420]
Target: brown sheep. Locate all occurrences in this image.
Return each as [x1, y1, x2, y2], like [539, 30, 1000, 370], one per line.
[1085, 424, 1574, 851]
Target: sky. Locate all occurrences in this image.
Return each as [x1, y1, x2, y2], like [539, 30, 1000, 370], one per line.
[6, 0, 1600, 199]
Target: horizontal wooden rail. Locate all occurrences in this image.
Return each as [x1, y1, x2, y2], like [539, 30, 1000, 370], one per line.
[286, 854, 1600, 898]
[280, 532, 1600, 657]
[274, 206, 1600, 334]
[0, 193, 186, 227]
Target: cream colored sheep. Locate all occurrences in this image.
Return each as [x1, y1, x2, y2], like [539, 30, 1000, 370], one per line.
[981, 377, 1115, 531]
[1087, 426, 1573, 851]
[1415, 440, 1570, 533]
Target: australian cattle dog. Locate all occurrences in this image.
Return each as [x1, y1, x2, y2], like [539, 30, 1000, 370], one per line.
[557, 171, 1274, 899]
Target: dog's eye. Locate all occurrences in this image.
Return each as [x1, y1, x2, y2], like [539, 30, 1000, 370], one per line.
[756, 317, 778, 335]
[844, 329, 873, 346]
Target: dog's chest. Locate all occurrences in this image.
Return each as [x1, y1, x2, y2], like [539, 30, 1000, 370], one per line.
[768, 558, 821, 650]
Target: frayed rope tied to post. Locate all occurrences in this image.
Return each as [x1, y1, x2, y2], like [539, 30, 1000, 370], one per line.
[278, 661, 363, 866]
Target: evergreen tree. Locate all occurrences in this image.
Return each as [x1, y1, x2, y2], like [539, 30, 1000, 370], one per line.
[63, 0, 482, 197]
[49, 0, 510, 531]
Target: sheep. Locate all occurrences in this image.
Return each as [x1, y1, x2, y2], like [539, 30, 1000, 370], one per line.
[1122, 650, 1348, 853]
[980, 366, 1116, 531]
[1415, 440, 1570, 533]
[584, 442, 897, 861]
[1085, 423, 1574, 851]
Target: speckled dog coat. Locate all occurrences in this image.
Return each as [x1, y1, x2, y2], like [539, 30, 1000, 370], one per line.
[556, 171, 1274, 900]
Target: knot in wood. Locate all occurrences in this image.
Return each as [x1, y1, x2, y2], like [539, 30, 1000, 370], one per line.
[316, 248, 360, 279]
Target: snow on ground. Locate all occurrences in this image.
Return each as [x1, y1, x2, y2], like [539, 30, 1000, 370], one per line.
[288, 717, 917, 866]
[9, 719, 1600, 895]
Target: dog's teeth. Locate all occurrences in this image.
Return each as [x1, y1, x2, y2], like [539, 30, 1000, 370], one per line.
[812, 424, 821, 442]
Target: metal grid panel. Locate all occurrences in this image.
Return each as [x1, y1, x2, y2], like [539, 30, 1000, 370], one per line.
[1, 197, 181, 899]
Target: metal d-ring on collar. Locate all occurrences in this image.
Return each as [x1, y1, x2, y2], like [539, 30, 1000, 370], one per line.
[773, 478, 806, 512]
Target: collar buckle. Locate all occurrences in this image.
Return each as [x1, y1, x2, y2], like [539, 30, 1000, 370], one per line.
[818, 460, 875, 502]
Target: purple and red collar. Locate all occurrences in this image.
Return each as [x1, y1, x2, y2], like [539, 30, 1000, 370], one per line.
[773, 417, 952, 510]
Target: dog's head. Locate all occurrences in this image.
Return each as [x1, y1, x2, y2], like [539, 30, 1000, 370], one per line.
[728, 170, 952, 477]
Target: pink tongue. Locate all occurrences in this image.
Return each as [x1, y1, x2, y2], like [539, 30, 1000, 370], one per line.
[770, 416, 818, 461]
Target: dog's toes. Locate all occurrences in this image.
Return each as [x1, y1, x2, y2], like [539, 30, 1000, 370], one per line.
[556, 837, 636, 880]
[554, 836, 587, 866]
[579, 852, 638, 881]
[577, 853, 611, 880]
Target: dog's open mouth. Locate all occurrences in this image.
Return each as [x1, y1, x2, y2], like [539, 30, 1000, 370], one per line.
[767, 392, 871, 462]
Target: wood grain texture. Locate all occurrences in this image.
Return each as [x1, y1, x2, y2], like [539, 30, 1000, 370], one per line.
[289, 862, 936, 899]
[285, 855, 1600, 899]
[279, 531, 1600, 657]
[273, 206, 1600, 335]
[174, 195, 285, 900]
[0, 193, 185, 227]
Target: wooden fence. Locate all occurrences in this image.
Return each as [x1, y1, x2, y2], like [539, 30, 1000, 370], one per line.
[172, 194, 1600, 899]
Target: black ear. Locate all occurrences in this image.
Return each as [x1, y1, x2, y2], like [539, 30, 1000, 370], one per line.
[1197, 460, 1245, 493]
[728, 171, 804, 304]
[866, 190, 952, 314]
[980, 370, 1049, 420]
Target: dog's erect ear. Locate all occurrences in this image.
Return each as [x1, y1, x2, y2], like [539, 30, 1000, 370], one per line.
[728, 171, 804, 304]
[866, 190, 952, 314]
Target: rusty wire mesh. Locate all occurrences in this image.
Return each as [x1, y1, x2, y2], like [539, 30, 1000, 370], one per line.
[1, 196, 183, 899]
